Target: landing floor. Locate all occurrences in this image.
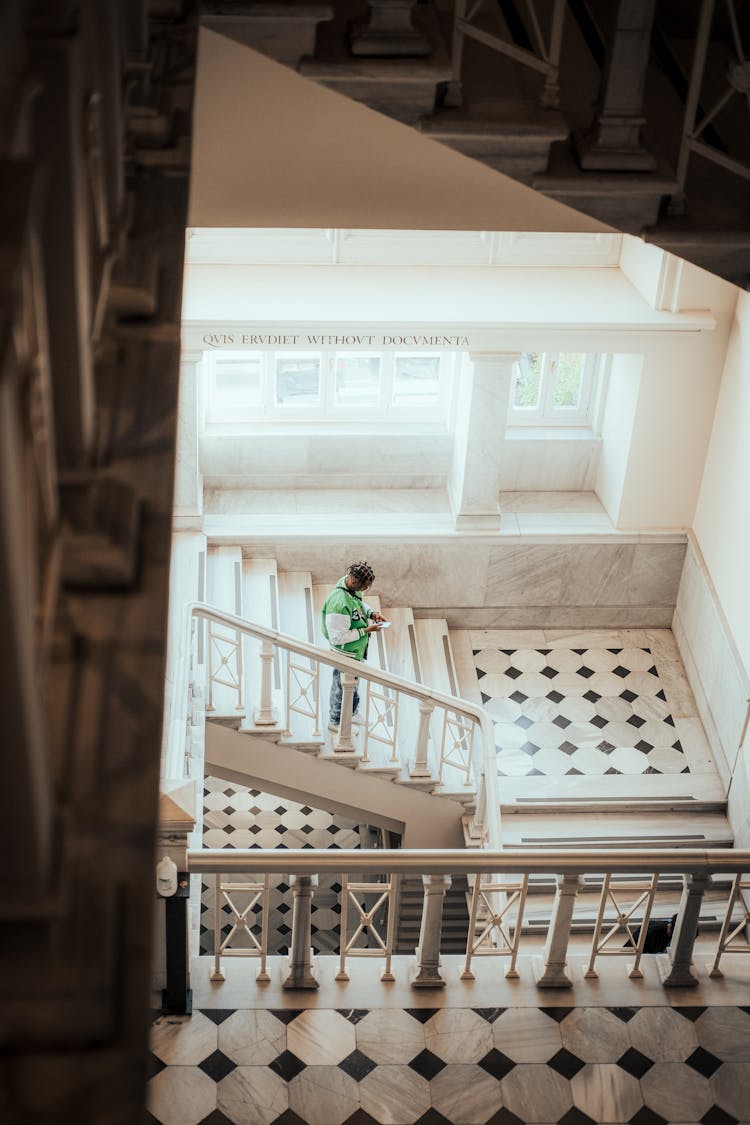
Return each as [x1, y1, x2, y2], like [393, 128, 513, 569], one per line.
[464, 628, 714, 780]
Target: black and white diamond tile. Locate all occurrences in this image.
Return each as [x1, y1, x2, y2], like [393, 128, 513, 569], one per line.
[148, 1006, 750, 1124]
[472, 647, 687, 777]
[201, 776, 362, 956]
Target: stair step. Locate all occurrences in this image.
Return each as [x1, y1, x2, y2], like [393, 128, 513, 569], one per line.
[420, 103, 567, 181]
[498, 773, 727, 814]
[500, 810, 733, 849]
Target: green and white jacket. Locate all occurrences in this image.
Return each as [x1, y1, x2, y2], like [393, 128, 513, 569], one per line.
[321, 578, 373, 661]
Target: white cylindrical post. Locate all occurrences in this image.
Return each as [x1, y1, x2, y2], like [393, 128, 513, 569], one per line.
[282, 874, 319, 990]
[412, 874, 451, 988]
[334, 669, 357, 752]
[209, 874, 225, 981]
[444, 0, 467, 106]
[536, 873, 582, 988]
[660, 872, 709, 988]
[254, 639, 277, 726]
[411, 698, 434, 777]
[539, 0, 565, 108]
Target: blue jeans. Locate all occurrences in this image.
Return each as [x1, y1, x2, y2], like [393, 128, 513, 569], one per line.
[329, 667, 360, 724]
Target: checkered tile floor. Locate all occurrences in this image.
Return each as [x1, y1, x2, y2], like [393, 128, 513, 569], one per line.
[473, 647, 687, 778]
[201, 778, 364, 957]
[147, 1004, 750, 1124]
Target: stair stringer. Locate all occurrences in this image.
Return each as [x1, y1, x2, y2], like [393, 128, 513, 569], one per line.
[205, 720, 466, 848]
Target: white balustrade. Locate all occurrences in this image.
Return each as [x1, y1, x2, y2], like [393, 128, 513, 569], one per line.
[446, 0, 566, 109]
[709, 873, 750, 978]
[335, 875, 398, 982]
[209, 873, 270, 983]
[190, 849, 750, 994]
[584, 875, 659, 980]
[462, 873, 529, 981]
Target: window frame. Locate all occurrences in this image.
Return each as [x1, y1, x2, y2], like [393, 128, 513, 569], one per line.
[205, 348, 453, 424]
[507, 351, 602, 427]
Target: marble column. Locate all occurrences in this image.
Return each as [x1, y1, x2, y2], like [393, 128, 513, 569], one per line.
[411, 874, 451, 988]
[282, 875, 319, 990]
[576, 0, 658, 171]
[659, 872, 709, 988]
[448, 350, 518, 531]
[350, 1, 431, 57]
[535, 873, 582, 988]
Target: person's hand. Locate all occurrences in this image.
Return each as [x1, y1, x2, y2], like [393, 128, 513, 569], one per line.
[365, 622, 383, 633]
[370, 612, 387, 623]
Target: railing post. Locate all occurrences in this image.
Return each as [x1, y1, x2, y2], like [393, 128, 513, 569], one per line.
[660, 872, 710, 988]
[540, 0, 565, 108]
[467, 768, 487, 842]
[334, 669, 357, 752]
[411, 874, 451, 988]
[282, 874, 319, 990]
[443, 0, 467, 106]
[535, 873, 582, 989]
[254, 639, 277, 726]
[411, 697, 434, 777]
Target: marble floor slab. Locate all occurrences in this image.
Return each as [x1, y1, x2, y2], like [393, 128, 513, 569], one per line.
[147, 1004, 750, 1124]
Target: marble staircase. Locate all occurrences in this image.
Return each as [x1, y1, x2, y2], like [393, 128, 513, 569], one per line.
[201, 553, 733, 856]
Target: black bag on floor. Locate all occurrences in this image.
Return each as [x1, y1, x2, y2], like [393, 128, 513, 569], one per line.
[624, 914, 678, 953]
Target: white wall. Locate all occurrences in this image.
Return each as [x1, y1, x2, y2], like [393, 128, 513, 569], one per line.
[597, 263, 737, 530]
[597, 354, 641, 523]
[693, 290, 749, 669]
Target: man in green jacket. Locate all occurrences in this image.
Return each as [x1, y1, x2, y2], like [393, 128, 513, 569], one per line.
[321, 560, 387, 731]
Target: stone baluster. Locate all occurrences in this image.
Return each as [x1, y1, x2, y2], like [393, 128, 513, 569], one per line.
[254, 639, 277, 726]
[350, 0, 430, 58]
[334, 669, 357, 752]
[575, 0, 658, 171]
[467, 768, 487, 842]
[282, 875, 319, 990]
[535, 873, 582, 988]
[411, 697, 434, 778]
[540, 0, 566, 109]
[443, 0, 468, 107]
[659, 872, 710, 988]
[412, 874, 451, 988]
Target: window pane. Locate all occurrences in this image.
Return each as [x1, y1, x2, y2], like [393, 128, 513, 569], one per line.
[393, 355, 440, 404]
[513, 352, 543, 409]
[275, 355, 320, 405]
[552, 353, 584, 409]
[334, 354, 381, 407]
[215, 358, 262, 400]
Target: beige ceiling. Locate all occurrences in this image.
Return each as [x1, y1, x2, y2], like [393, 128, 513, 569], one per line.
[189, 27, 612, 234]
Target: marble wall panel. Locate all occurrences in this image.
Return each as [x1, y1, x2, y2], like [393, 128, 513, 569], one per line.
[246, 539, 684, 623]
[673, 538, 750, 795]
[558, 543, 686, 607]
[200, 433, 453, 487]
[500, 437, 600, 491]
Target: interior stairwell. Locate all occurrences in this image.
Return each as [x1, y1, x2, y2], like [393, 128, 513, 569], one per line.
[194, 550, 735, 954]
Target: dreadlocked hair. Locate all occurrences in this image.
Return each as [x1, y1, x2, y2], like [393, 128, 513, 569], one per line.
[346, 560, 375, 589]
